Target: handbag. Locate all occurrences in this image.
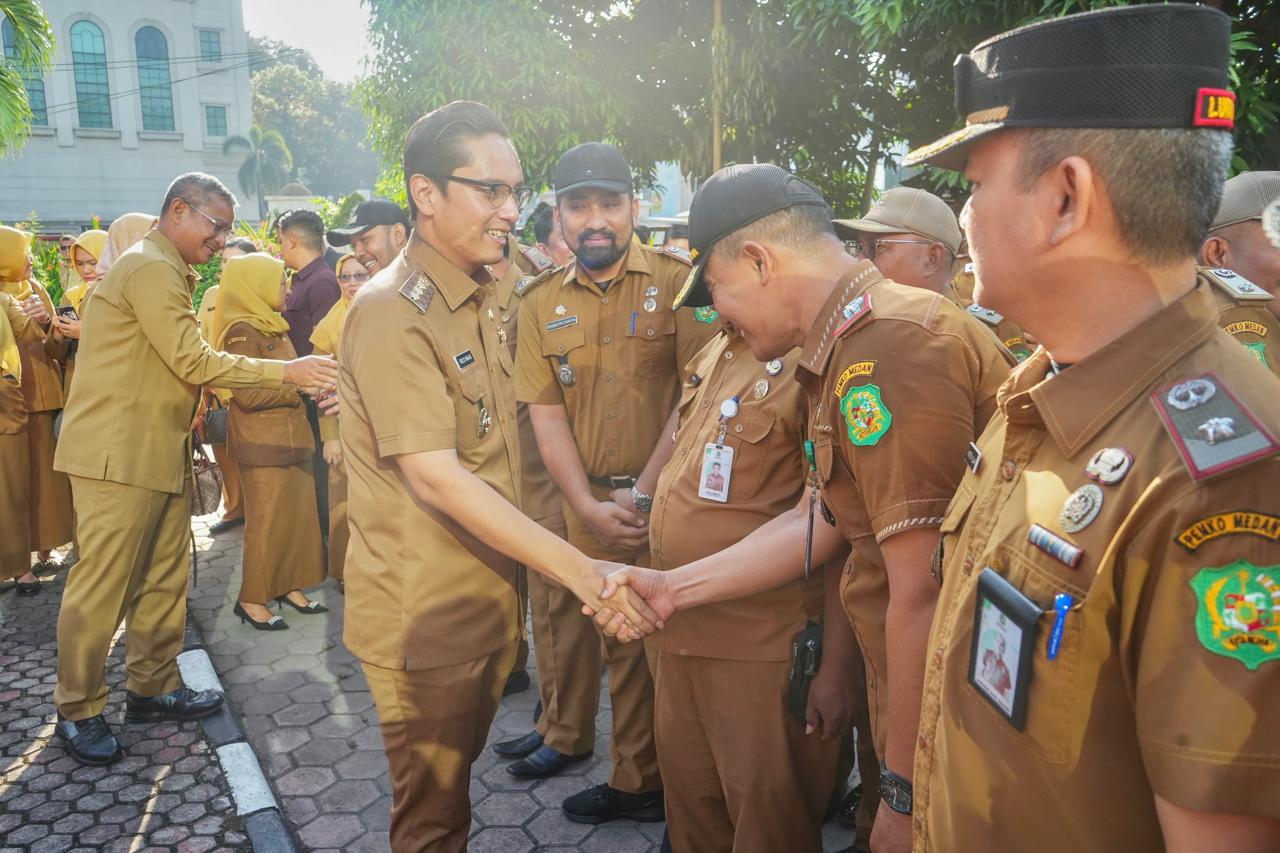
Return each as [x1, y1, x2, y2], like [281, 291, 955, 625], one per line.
[191, 437, 224, 517]
[203, 401, 229, 446]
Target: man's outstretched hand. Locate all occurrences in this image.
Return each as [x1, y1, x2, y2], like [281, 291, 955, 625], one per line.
[283, 355, 339, 396]
[582, 566, 676, 641]
[566, 561, 664, 642]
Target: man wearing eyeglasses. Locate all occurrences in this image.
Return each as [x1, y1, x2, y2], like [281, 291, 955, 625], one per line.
[51, 172, 339, 767]
[506, 142, 716, 824]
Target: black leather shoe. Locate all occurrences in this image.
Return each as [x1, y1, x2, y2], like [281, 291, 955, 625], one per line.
[208, 517, 245, 535]
[562, 783, 665, 824]
[506, 744, 592, 779]
[125, 686, 224, 724]
[532, 699, 543, 724]
[15, 580, 40, 596]
[493, 729, 543, 759]
[56, 714, 123, 766]
[502, 669, 531, 696]
[837, 783, 863, 829]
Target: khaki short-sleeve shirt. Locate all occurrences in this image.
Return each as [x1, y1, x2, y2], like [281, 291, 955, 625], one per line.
[913, 277, 1280, 852]
[798, 260, 1013, 750]
[1202, 266, 1280, 378]
[515, 242, 718, 478]
[649, 332, 821, 661]
[947, 263, 1032, 362]
[340, 237, 522, 670]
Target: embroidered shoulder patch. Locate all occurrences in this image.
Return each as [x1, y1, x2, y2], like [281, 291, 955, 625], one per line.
[833, 361, 877, 397]
[663, 244, 693, 265]
[1177, 511, 1280, 552]
[520, 244, 553, 272]
[967, 303, 1004, 326]
[839, 383, 892, 446]
[1152, 372, 1280, 481]
[834, 293, 874, 338]
[1244, 341, 1269, 369]
[1226, 321, 1269, 338]
[1204, 267, 1272, 302]
[1189, 561, 1280, 669]
[227, 336, 247, 345]
[398, 273, 435, 314]
[692, 306, 718, 324]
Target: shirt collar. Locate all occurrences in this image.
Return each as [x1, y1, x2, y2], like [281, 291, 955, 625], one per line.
[796, 259, 883, 380]
[407, 236, 492, 312]
[568, 241, 652, 297]
[145, 230, 197, 292]
[1002, 275, 1219, 457]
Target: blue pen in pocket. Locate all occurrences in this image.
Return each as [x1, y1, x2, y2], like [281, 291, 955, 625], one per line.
[1047, 593, 1073, 660]
[630, 311, 637, 335]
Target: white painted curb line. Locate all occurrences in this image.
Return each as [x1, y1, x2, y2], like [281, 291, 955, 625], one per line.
[177, 648, 223, 694]
[216, 741, 279, 817]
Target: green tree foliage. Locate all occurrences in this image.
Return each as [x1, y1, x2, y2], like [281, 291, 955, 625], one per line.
[223, 127, 294, 220]
[0, 0, 54, 156]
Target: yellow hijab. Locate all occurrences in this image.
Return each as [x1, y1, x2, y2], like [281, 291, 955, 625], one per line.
[310, 252, 359, 356]
[212, 253, 290, 350]
[0, 293, 21, 382]
[63, 229, 108, 310]
[98, 212, 156, 275]
[0, 225, 34, 301]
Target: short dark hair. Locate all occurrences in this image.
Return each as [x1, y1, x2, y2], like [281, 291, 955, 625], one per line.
[402, 100, 510, 217]
[224, 237, 258, 254]
[161, 172, 236, 218]
[634, 224, 652, 245]
[277, 209, 326, 253]
[530, 202, 555, 244]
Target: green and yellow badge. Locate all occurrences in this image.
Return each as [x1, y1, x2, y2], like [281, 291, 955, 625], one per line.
[693, 306, 719, 324]
[839, 383, 892, 446]
[1189, 560, 1280, 670]
[1244, 341, 1269, 369]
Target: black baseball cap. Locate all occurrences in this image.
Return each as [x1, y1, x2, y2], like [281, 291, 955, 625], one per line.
[905, 4, 1235, 171]
[554, 142, 633, 197]
[673, 163, 830, 309]
[327, 199, 411, 246]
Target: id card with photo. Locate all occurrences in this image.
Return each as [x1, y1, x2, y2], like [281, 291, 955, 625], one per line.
[698, 443, 734, 503]
[967, 568, 1041, 730]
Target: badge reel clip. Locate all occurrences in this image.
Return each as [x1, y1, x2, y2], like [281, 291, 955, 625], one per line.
[698, 396, 738, 504]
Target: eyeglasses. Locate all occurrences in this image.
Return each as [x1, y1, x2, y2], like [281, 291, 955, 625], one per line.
[187, 202, 236, 239]
[338, 272, 370, 284]
[446, 175, 534, 210]
[850, 238, 936, 260]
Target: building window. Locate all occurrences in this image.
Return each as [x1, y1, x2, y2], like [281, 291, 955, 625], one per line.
[2, 17, 48, 126]
[199, 29, 222, 62]
[70, 20, 111, 129]
[205, 105, 227, 138]
[135, 27, 175, 131]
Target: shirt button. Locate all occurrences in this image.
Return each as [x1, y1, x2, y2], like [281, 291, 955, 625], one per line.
[962, 555, 975, 574]
[918, 733, 929, 749]
[915, 815, 926, 830]
[605, 412, 615, 420]
[932, 648, 943, 666]
[558, 344, 566, 354]
[733, 424, 743, 433]
[724, 351, 734, 359]
[602, 335, 612, 344]
[606, 448, 616, 456]
[646, 328, 655, 337]
[604, 372, 614, 382]
[602, 297, 609, 304]
[1000, 459, 1017, 480]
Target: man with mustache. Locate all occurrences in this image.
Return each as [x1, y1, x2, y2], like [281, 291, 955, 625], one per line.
[327, 198, 411, 276]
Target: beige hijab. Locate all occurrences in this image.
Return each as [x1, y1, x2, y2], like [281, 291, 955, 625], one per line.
[97, 212, 157, 276]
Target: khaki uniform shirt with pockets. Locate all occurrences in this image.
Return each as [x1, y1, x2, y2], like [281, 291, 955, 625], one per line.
[515, 242, 717, 478]
[649, 332, 821, 662]
[340, 237, 522, 670]
[913, 277, 1280, 853]
[798, 261, 1014, 753]
[1202, 266, 1280, 378]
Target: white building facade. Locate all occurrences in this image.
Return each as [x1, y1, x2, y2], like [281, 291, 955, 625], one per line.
[0, 0, 254, 231]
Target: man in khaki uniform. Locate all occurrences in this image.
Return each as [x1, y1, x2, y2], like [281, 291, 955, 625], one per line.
[638, 163, 1012, 853]
[326, 198, 411, 277]
[835, 188, 1031, 362]
[509, 142, 715, 822]
[1199, 171, 1280, 376]
[338, 102, 657, 852]
[904, 7, 1280, 851]
[52, 173, 339, 767]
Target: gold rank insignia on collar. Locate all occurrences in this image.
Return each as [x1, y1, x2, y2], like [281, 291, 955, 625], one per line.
[399, 273, 436, 314]
[967, 303, 1004, 325]
[1203, 267, 1273, 302]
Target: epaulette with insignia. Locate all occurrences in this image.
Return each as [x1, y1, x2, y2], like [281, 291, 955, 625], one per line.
[515, 267, 557, 298]
[835, 293, 874, 338]
[663, 244, 693, 265]
[967, 303, 1004, 326]
[398, 272, 435, 314]
[1151, 371, 1280, 481]
[1204, 267, 1273, 303]
[520, 244, 553, 273]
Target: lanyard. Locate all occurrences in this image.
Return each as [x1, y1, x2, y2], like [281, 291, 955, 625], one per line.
[715, 395, 739, 445]
[803, 439, 818, 580]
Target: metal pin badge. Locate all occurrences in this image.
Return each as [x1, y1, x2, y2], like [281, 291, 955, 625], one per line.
[765, 359, 783, 376]
[1059, 484, 1103, 533]
[1085, 447, 1132, 485]
[557, 363, 577, 386]
[754, 378, 769, 400]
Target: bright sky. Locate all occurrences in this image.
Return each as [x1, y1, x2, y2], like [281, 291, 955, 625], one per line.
[242, 0, 370, 83]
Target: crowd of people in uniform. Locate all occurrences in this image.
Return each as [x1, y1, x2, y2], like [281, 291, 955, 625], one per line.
[3, 4, 1280, 852]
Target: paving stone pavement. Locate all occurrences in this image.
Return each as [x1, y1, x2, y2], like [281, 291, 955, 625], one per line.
[0, 553, 249, 853]
[192, 512, 859, 852]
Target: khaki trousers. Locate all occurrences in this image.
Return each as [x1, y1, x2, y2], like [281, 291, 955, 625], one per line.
[326, 460, 348, 583]
[538, 493, 659, 794]
[55, 474, 192, 719]
[363, 640, 518, 853]
[653, 651, 841, 853]
[209, 441, 243, 521]
[28, 410, 73, 551]
[1, 429, 31, 580]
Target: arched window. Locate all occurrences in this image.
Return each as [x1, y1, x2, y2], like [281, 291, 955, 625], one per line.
[135, 26, 174, 131]
[2, 17, 48, 126]
[70, 20, 111, 128]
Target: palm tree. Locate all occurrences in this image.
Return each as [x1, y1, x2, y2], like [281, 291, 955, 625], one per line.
[0, 0, 55, 155]
[222, 127, 294, 220]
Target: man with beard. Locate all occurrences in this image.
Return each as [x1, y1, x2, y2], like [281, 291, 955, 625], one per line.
[506, 142, 716, 823]
[327, 199, 411, 276]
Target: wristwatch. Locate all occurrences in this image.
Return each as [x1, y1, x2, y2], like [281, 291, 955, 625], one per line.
[878, 762, 913, 815]
[630, 485, 653, 513]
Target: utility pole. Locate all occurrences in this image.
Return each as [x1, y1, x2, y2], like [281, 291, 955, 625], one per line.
[712, 0, 723, 172]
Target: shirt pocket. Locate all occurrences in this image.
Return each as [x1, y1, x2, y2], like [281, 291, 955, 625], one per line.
[723, 410, 776, 500]
[540, 324, 588, 394]
[454, 367, 492, 451]
[624, 312, 676, 379]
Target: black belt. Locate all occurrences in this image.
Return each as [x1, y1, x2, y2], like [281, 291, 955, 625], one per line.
[588, 474, 638, 489]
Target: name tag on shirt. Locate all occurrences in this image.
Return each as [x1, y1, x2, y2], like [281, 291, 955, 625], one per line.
[968, 568, 1041, 730]
[698, 443, 734, 503]
[454, 350, 476, 370]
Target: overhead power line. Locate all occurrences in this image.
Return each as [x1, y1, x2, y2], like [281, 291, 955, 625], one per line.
[39, 55, 262, 119]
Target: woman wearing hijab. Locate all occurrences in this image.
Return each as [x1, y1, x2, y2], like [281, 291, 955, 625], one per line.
[0, 226, 73, 577]
[308, 253, 369, 587]
[95, 212, 157, 278]
[1, 291, 41, 593]
[52, 229, 108, 391]
[212, 253, 325, 629]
